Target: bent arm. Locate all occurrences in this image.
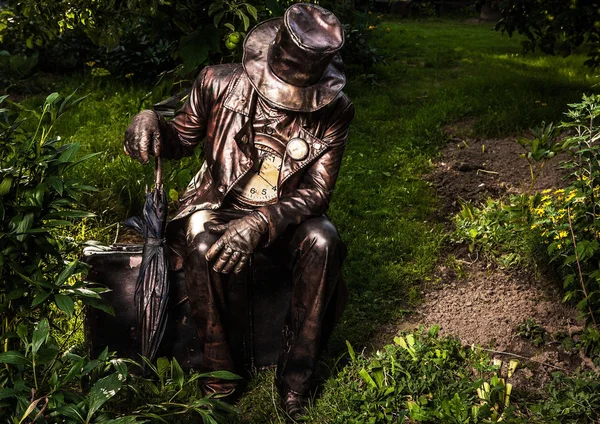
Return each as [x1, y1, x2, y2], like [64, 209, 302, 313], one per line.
[158, 67, 211, 160]
[258, 101, 355, 244]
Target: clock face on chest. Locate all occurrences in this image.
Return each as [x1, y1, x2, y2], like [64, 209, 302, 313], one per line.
[232, 142, 283, 206]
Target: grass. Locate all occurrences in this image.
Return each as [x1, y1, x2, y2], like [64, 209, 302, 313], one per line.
[13, 16, 599, 423]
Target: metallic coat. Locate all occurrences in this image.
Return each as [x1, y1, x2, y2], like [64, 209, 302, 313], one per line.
[160, 63, 354, 267]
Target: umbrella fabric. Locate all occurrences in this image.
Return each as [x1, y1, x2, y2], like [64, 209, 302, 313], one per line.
[125, 185, 169, 362]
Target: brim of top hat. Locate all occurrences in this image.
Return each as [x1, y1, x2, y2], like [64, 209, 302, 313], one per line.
[242, 18, 346, 113]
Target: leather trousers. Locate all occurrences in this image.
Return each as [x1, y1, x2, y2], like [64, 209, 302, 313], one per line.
[182, 208, 347, 396]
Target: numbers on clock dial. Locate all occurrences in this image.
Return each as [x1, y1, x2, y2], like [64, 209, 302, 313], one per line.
[234, 145, 283, 205]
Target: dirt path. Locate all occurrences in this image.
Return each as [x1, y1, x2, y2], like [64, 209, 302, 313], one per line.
[378, 125, 597, 390]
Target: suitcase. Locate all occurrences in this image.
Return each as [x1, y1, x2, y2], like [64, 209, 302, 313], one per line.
[83, 244, 292, 371]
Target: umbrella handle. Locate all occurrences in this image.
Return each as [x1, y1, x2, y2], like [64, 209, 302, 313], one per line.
[154, 156, 163, 190]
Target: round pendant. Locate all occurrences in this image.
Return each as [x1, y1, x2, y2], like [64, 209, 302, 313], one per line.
[286, 137, 309, 161]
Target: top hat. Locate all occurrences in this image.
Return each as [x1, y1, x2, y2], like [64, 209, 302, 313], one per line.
[242, 3, 346, 113]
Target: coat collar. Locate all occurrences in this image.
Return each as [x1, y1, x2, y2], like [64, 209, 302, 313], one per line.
[223, 70, 255, 116]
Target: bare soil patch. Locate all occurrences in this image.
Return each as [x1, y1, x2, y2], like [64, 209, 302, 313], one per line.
[430, 130, 569, 217]
[378, 124, 595, 390]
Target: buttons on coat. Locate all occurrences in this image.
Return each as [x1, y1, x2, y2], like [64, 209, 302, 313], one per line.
[286, 137, 309, 161]
[218, 185, 226, 193]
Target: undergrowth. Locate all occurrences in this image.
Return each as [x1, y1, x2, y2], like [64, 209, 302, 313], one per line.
[8, 17, 600, 423]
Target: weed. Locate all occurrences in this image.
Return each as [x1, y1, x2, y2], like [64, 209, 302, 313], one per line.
[516, 318, 547, 347]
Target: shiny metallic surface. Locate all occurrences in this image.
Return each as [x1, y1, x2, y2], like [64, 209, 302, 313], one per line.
[123, 2, 355, 403]
[242, 3, 345, 112]
[286, 137, 309, 160]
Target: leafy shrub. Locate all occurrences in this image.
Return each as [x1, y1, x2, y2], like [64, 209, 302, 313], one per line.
[0, 94, 238, 422]
[310, 327, 516, 423]
[494, 0, 600, 68]
[0, 92, 131, 421]
[453, 196, 533, 268]
[528, 371, 600, 423]
[0, 0, 264, 80]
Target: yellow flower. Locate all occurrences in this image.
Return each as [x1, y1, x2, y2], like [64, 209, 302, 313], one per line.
[386, 27, 391, 32]
[557, 243, 563, 249]
[368, 25, 376, 30]
[566, 191, 576, 202]
[91, 67, 111, 77]
[555, 230, 568, 240]
[85, 61, 96, 67]
[125, 73, 134, 78]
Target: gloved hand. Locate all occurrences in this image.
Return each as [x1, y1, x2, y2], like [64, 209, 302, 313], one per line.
[124, 110, 163, 164]
[205, 212, 269, 274]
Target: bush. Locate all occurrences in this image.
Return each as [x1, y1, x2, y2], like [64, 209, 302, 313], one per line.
[494, 0, 600, 68]
[0, 94, 239, 422]
[310, 327, 522, 423]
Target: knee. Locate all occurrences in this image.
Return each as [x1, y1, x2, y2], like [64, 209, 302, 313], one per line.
[302, 220, 342, 253]
[185, 211, 218, 259]
[187, 232, 216, 259]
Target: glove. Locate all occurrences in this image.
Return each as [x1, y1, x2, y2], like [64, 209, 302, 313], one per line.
[205, 212, 269, 274]
[124, 110, 163, 164]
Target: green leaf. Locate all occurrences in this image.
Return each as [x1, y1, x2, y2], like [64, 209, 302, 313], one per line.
[57, 142, 79, 163]
[66, 287, 101, 298]
[179, 27, 219, 74]
[31, 291, 51, 307]
[169, 188, 179, 202]
[246, 4, 258, 21]
[0, 176, 12, 196]
[87, 373, 123, 421]
[32, 318, 50, 355]
[346, 340, 356, 362]
[45, 210, 96, 219]
[157, 357, 170, 385]
[56, 260, 79, 286]
[0, 350, 30, 365]
[55, 294, 75, 316]
[241, 13, 250, 31]
[208, 1, 223, 15]
[62, 357, 85, 385]
[213, 10, 226, 27]
[172, 357, 185, 389]
[48, 177, 64, 195]
[15, 212, 34, 240]
[0, 388, 18, 400]
[82, 297, 115, 315]
[196, 370, 243, 380]
[53, 404, 84, 422]
[359, 368, 378, 389]
[17, 323, 28, 341]
[45, 92, 60, 105]
[7, 287, 27, 300]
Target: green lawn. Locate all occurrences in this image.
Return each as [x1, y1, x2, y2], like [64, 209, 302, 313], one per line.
[16, 17, 598, 423]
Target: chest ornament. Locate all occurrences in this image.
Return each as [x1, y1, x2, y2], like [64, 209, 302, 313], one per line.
[286, 137, 310, 161]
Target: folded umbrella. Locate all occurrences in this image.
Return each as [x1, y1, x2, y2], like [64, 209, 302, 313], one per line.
[125, 157, 168, 362]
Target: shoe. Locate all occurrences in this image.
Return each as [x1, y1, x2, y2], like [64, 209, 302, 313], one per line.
[281, 390, 309, 422]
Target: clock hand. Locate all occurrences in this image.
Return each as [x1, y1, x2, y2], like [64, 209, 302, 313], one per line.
[254, 171, 277, 190]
